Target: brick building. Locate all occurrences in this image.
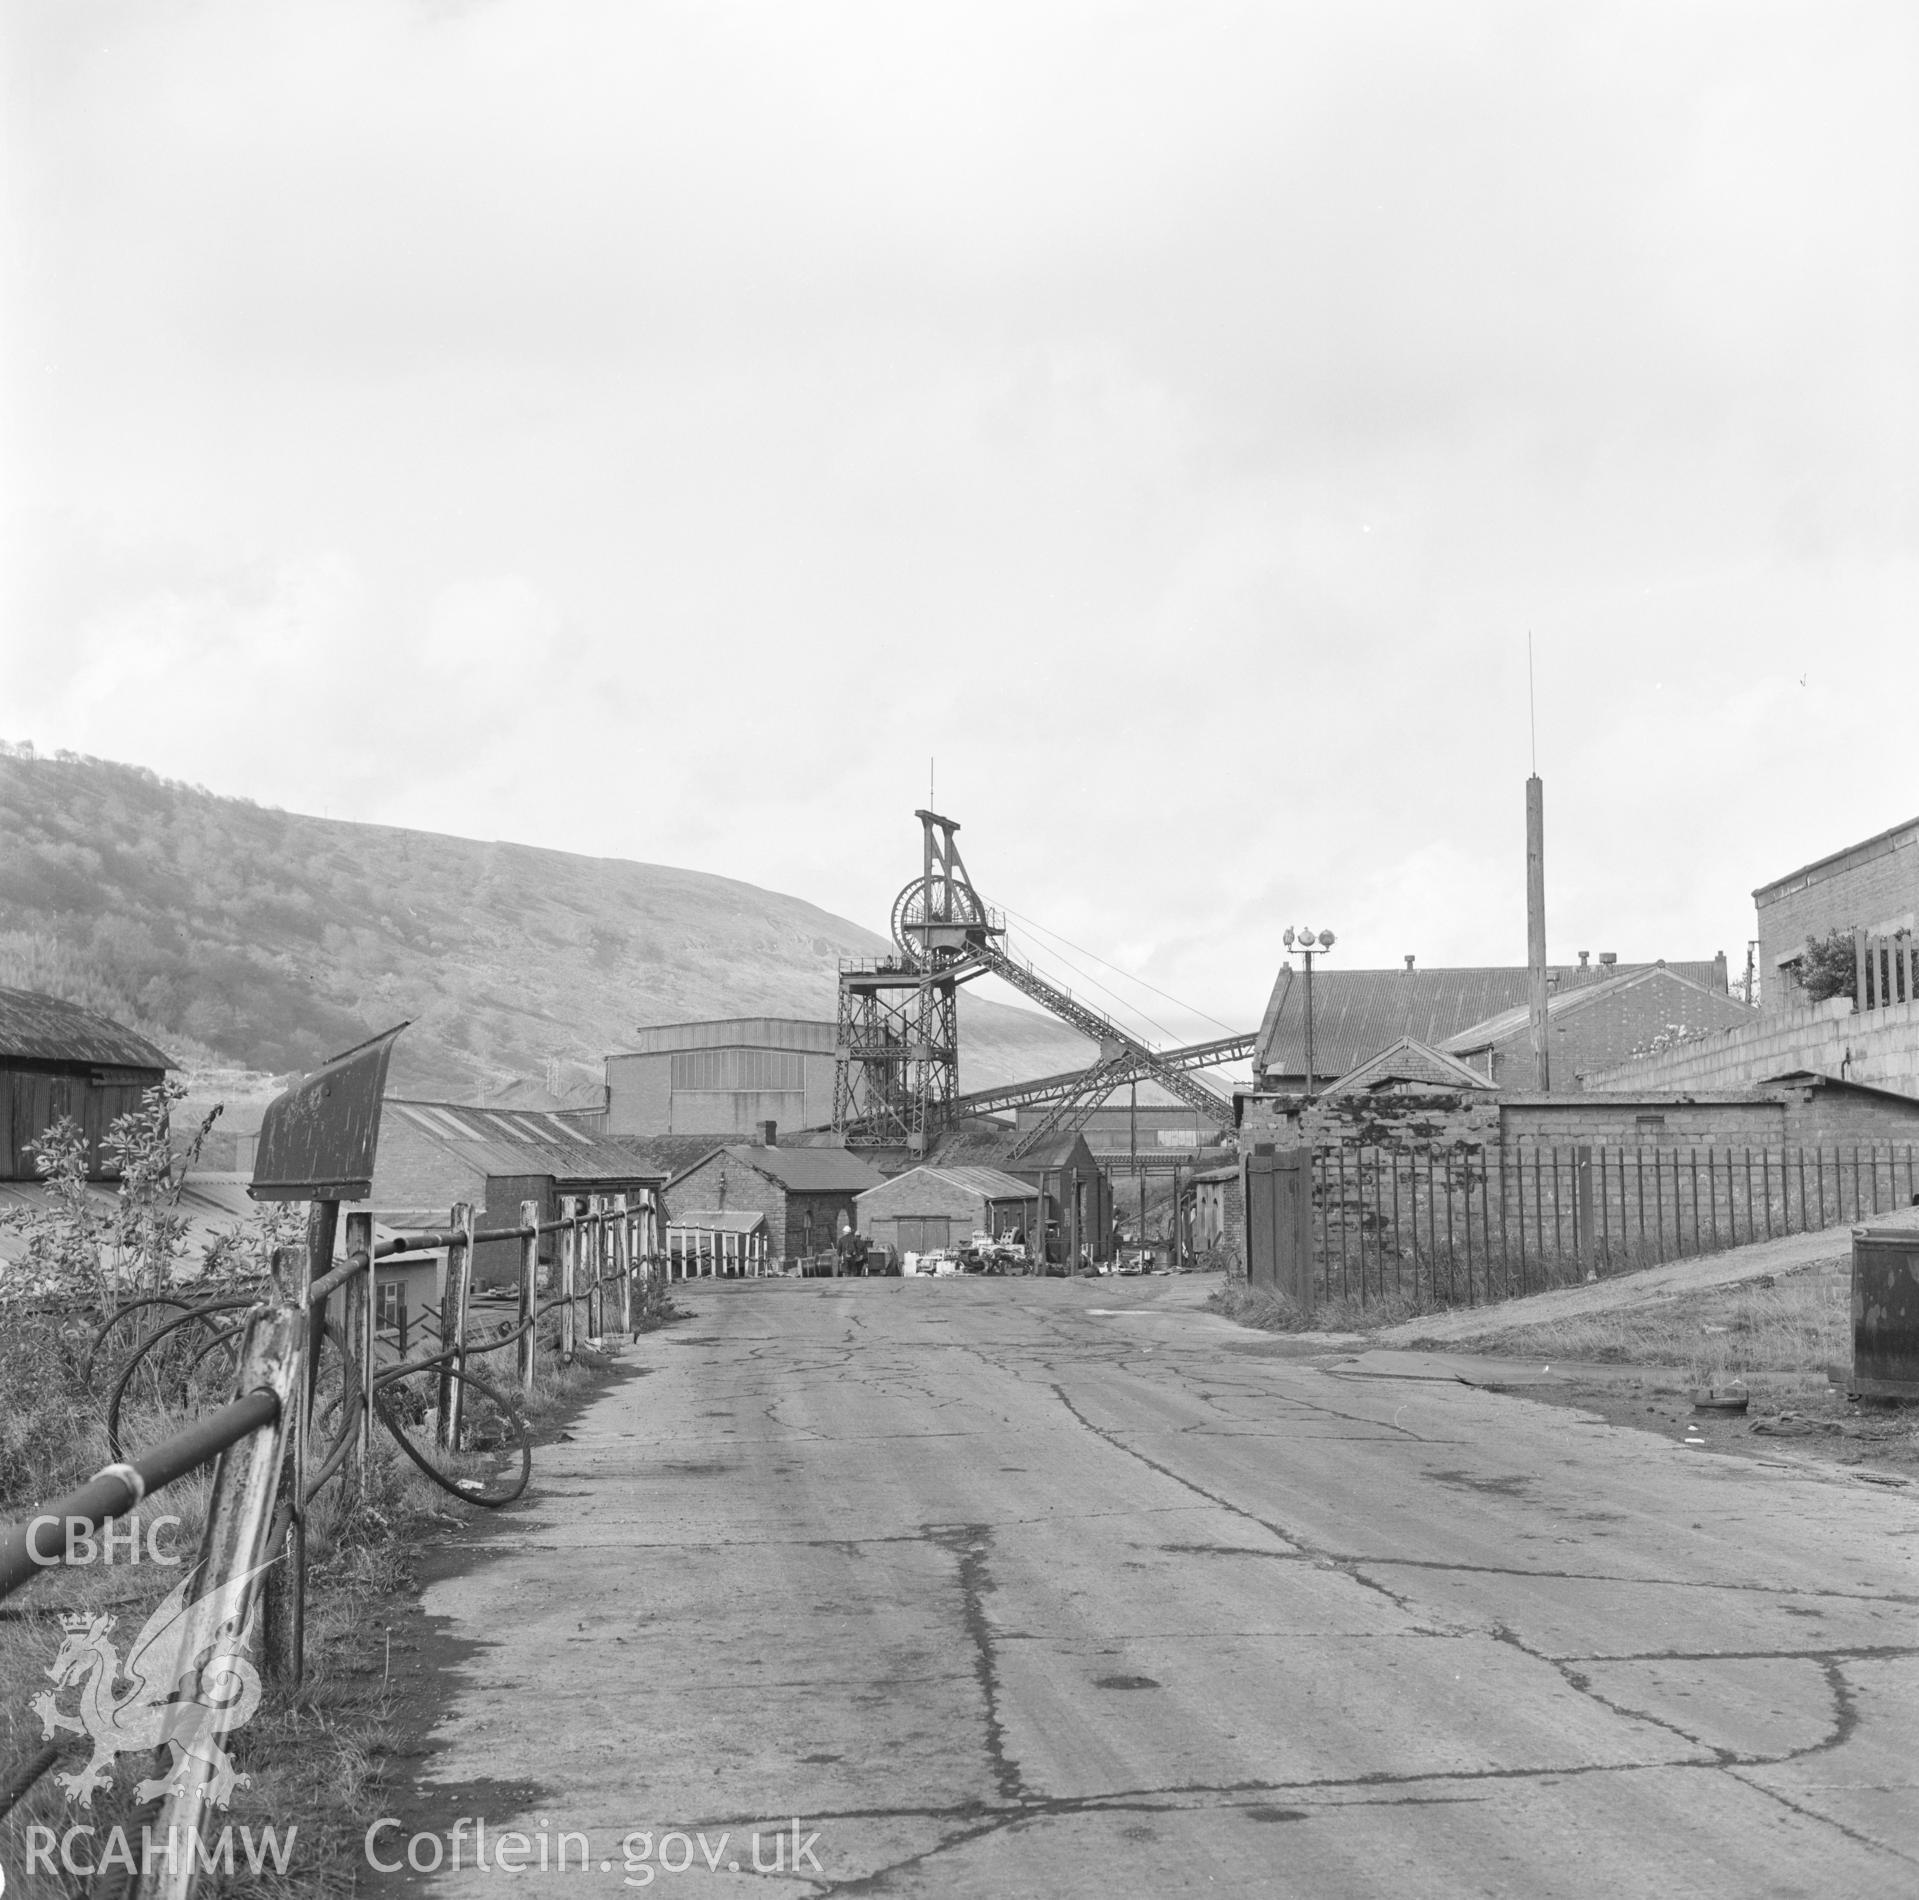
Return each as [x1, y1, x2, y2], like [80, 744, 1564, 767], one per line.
[1, 989, 172, 1180]
[665, 1139, 882, 1268]
[1442, 964, 1757, 1087]
[1756, 815, 1919, 1011]
[1251, 954, 1730, 1090]
[927, 1127, 1114, 1262]
[855, 1164, 1040, 1259]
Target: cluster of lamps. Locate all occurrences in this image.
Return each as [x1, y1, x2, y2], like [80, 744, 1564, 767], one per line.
[1282, 926, 1336, 1098]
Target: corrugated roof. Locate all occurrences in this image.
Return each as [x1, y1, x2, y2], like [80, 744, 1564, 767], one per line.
[1254, 961, 1725, 1078]
[0, 988, 173, 1070]
[857, 1163, 1037, 1204]
[384, 1100, 669, 1186]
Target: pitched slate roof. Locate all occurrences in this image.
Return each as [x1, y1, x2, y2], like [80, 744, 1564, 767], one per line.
[0, 988, 173, 1070]
[673, 1144, 883, 1193]
[1440, 965, 1747, 1056]
[1253, 960, 1724, 1079]
[1320, 1036, 1497, 1097]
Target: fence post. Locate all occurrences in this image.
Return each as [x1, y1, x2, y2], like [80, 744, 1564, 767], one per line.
[616, 1192, 633, 1334]
[1575, 1146, 1593, 1274]
[438, 1202, 474, 1451]
[139, 1302, 305, 1900]
[343, 1210, 375, 1496]
[273, 1197, 335, 1685]
[562, 1197, 578, 1361]
[519, 1200, 540, 1395]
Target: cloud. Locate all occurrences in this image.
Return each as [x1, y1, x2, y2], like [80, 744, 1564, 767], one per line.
[3, 0, 1915, 1039]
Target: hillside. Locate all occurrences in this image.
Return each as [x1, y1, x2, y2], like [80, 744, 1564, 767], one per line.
[0, 749, 1095, 1100]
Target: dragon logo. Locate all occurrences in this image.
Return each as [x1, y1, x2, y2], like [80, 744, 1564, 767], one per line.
[29, 1560, 273, 1810]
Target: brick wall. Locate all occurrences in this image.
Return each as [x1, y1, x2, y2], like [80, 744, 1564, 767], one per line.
[665, 1150, 787, 1251]
[1583, 996, 1919, 1100]
[1480, 971, 1756, 1084]
[1757, 821, 1919, 1009]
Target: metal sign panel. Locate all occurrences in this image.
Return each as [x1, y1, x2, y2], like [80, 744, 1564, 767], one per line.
[249, 1024, 407, 1202]
[1852, 1225, 1919, 1399]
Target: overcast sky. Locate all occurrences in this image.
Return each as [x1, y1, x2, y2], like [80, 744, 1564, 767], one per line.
[4, 1, 1914, 1045]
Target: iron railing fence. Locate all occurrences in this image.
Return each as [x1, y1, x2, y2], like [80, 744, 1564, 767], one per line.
[1311, 1140, 1919, 1309]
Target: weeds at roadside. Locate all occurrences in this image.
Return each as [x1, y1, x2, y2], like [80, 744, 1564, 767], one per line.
[0, 1294, 638, 1894]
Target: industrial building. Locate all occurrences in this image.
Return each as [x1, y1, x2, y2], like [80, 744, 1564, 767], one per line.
[604, 1018, 839, 1137]
[856, 1164, 1041, 1259]
[1251, 953, 1732, 1092]
[370, 1100, 667, 1289]
[1442, 963, 1756, 1086]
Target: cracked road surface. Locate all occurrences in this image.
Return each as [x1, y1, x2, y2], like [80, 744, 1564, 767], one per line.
[400, 1276, 1917, 1896]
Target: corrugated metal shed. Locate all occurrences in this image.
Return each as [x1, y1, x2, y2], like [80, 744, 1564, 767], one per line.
[0, 989, 173, 1070]
[627, 1018, 839, 1055]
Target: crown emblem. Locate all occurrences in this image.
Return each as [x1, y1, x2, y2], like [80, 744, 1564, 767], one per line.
[58, 1611, 97, 1633]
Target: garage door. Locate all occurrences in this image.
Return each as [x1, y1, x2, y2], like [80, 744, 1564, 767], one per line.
[895, 1216, 953, 1254]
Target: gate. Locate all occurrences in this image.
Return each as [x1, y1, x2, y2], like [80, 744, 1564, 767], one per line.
[1243, 1146, 1312, 1314]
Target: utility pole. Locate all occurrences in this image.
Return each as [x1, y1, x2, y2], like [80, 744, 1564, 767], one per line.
[1526, 775, 1551, 1091]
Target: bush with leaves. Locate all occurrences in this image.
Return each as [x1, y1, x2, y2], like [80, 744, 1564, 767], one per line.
[0, 1079, 224, 1311]
[1796, 928, 1859, 1004]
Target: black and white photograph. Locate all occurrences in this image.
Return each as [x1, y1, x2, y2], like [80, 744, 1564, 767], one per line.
[2, 3, 1915, 1894]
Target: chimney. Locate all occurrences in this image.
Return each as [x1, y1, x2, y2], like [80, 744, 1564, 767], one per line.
[1526, 775, 1551, 1091]
[1711, 949, 1728, 993]
[1577, 950, 1590, 976]
[1599, 950, 1617, 971]
[1404, 954, 1416, 972]
[758, 1119, 778, 1147]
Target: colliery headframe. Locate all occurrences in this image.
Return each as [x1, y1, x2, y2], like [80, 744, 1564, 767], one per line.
[831, 809, 1250, 1154]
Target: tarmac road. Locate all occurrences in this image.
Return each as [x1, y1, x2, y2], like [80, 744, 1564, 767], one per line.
[394, 1274, 1917, 1898]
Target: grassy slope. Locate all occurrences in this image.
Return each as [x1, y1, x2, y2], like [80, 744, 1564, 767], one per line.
[0, 752, 1092, 1100]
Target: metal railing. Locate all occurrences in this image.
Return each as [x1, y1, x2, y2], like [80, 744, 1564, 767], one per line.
[0, 1187, 666, 1895]
[1311, 1139, 1919, 1308]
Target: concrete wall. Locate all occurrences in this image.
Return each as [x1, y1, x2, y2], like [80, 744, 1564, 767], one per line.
[1583, 996, 1919, 1101]
[1756, 820, 1919, 1009]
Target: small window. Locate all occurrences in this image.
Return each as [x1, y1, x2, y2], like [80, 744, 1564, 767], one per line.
[1635, 1114, 1666, 1132]
[377, 1279, 409, 1352]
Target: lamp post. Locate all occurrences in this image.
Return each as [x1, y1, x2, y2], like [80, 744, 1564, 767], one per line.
[1282, 926, 1336, 1098]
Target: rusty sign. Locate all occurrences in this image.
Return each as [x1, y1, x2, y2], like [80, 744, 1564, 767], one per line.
[249, 1023, 407, 1202]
